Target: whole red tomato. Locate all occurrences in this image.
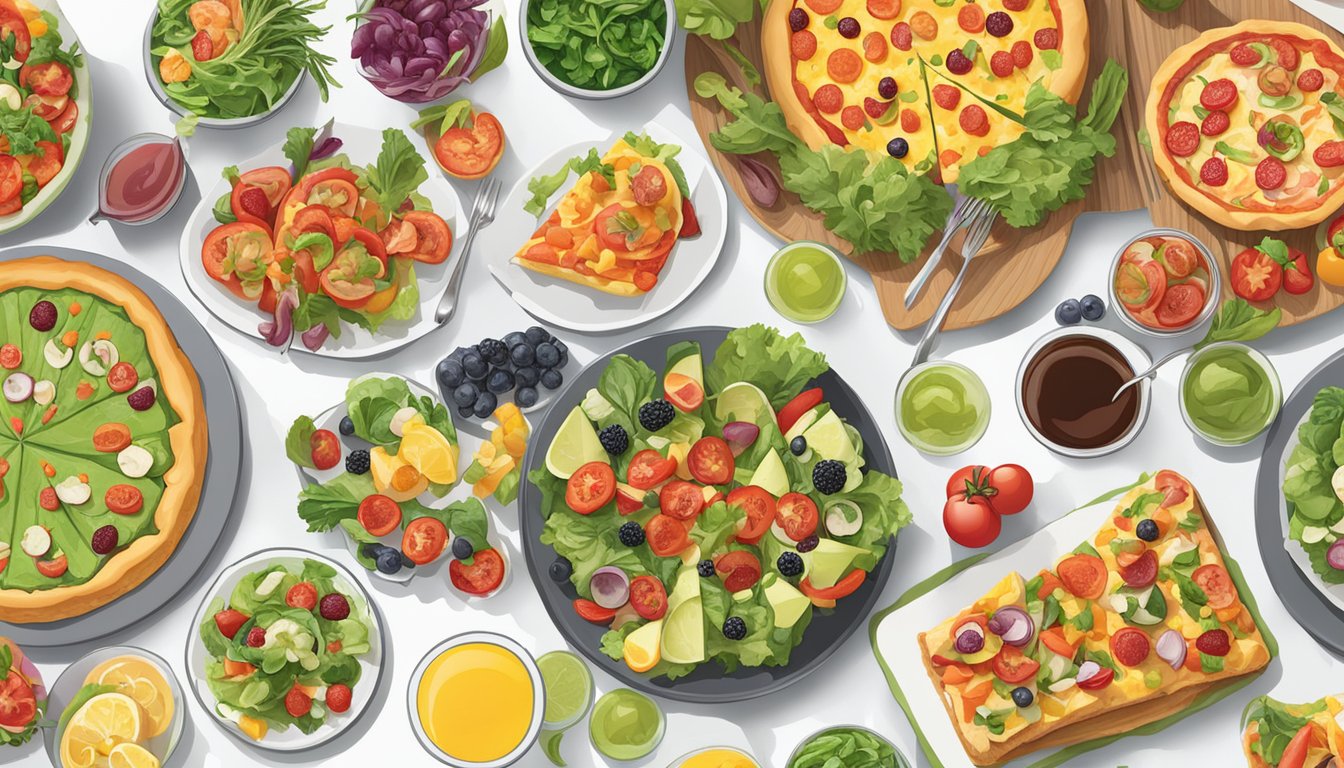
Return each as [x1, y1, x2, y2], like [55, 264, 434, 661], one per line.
[943, 493, 1001, 548]
[945, 464, 1034, 516]
[1282, 247, 1315, 295]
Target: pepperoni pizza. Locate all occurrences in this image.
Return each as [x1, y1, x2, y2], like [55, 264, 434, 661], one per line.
[1147, 20, 1344, 231]
[761, 0, 1089, 183]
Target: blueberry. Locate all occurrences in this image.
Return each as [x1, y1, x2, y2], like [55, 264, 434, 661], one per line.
[478, 338, 508, 366]
[338, 416, 355, 436]
[452, 382, 479, 407]
[453, 536, 474, 560]
[462, 352, 488, 380]
[514, 366, 540, 388]
[375, 547, 403, 574]
[516, 386, 539, 408]
[525, 326, 550, 345]
[1080, 294, 1106, 322]
[887, 137, 909, 159]
[1055, 298, 1082, 325]
[473, 391, 497, 418]
[486, 369, 515, 394]
[540, 369, 563, 390]
[510, 343, 536, 368]
[790, 435, 808, 456]
[361, 543, 380, 561]
[504, 331, 528, 348]
[1011, 687, 1034, 708]
[1135, 519, 1159, 542]
[535, 342, 560, 369]
[553, 340, 569, 366]
[697, 559, 715, 577]
[457, 405, 474, 419]
[549, 556, 573, 582]
[437, 358, 465, 389]
[448, 346, 469, 363]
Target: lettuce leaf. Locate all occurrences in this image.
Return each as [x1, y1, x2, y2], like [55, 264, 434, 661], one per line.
[705, 324, 828, 409]
[1284, 386, 1344, 582]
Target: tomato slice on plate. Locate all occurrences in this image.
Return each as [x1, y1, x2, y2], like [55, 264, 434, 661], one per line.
[357, 494, 402, 536]
[1231, 247, 1282, 302]
[402, 210, 453, 264]
[777, 388, 824, 433]
[627, 449, 676, 490]
[991, 645, 1040, 684]
[450, 548, 505, 595]
[645, 514, 690, 556]
[1155, 282, 1205, 328]
[775, 492, 819, 541]
[658, 480, 705, 521]
[402, 517, 448, 565]
[1114, 259, 1167, 312]
[0, 670, 34, 732]
[1278, 724, 1314, 768]
[1055, 554, 1107, 600]
[1155, 238, 1200, 278]
[715, 550, 762, 592]
[1192, 564, 1238, 610]
[0, 156, 21, 205]
[432, 111, 505, 180]
[727, 485, 775, 544]
[21, 61, 72, 97]
[239, 166, 292, 210]
[105, 484, 144, 515]
[687, 437, 734, 485]
[0, 4, 31, 63]
[629, 575, 668, 621]
[19, 140, 62, 187]
[48, 99, 78, 135]
[574, 598, 616, 623]
[565, 461, 615, 514]
[202, 222, 273, 300]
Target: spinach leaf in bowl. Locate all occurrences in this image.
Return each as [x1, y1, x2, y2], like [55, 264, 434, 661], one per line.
[526, 0, 667, 91]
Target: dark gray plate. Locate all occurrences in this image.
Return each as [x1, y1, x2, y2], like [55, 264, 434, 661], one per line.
[517, 326, 901, 703]
[1255, 346, 1344, 658]
[0, 246, 244, 647]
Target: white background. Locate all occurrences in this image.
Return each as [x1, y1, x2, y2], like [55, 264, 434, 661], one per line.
[6, 0, 1344, 766]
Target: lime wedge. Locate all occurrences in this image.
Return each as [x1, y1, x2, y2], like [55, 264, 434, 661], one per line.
[660, 596, 706, 665]
[538, 651, 594, 728]
[802, 410, 859, 466]
[545, 406, 606, 479]
[715, 382, 773, 425]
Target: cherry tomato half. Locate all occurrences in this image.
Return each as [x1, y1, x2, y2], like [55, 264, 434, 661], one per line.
[402, 517, 448, 565]
[775, 492, 819, 541]
[645, 514, 689, 557]
[715, 550, 762, 592]
[449, 548, 505, 595]
[659, 480, 705, 521]
[727, 485, 775, 544]
[627, 449, 676, 490]
[629, 575, 668, 620]
[687, 437, 734, 485]
[432, 111, 506, 180]
[565, 461, 616, 514]
[357, 494, 402, 536]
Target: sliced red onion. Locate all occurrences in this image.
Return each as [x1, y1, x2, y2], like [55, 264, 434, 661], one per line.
[954, 627, 984, 655]
[1156, 629, 1186, 671]
[590, 566, 630, 609]
[2, 372, 33, 403]
[1328, 540, 1344, 571]
[723, 421, 759, 457]
[737, 155, 781, 208]
[986, 606, 1033, 646]
[301, 324, 330, 351]
[259, 289, 299, 347]
[1075, 660, 1102, 684]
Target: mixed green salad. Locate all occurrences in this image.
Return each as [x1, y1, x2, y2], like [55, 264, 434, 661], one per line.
[525, 0, 667, 92]
[788, 727, 904, 768]
[1283, 386, 1344, 584]
[529, 325, 909, 680]
[198, 558, 374, 739]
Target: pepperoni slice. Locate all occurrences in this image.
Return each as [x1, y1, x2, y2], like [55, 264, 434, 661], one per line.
[932, 84, 960, 110]
[890, 22, 912, 51]
[1199, 78, 1237, 111]
[866, 0, 900, 20]
[1200, 110, 1229, 137]
[959, 104, 989, 137]
[1255, 156, 1287, 190]
[909, 10, 937, 40]
[1298, 68, 1324, 92]
[803, 0, 841, 13]
[1200, 157, 1229, 186]
[1119, 549, 1158, 588]
[1164, 121, 1200, 158]
[813, 84, 843, 114]
[1229, 43, 1261, 66]
[863, 96, 887, 119]
[1268, 38, 1299, 70]
[1111, 628, 1151, 667]
[900, 108, 921, 131]
[1034, 28, 1058, 50]
[1011, 40, 1033, 69]
[957, 4, 984, 33]
[990, 51, 1014, 78]
[862, 31, 887, 62]
[791, 30, 818, 60]
[1002, 0, 1028, 9]
[1315, 140, 1344, 168]
[827, 49, 863, 83]
[840, 105, 865, 130]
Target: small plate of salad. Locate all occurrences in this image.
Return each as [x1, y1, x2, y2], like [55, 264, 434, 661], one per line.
[144, 0, 337, 128]
[1279, 385, 1344, 611]
[520, 325, 910, 703]
[179, 122, 462, 358]
[187, 548, 383, 751]
[0, 0, 90, 235]
[287, 373, 509, 595]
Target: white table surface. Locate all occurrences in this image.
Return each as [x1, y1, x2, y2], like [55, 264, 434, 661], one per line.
[6, 1, 1344, 766]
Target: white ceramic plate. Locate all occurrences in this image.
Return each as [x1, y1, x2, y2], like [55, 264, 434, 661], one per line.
[185, 548, 385, 752]
[0, 0, 92, 235]
[480, 120, 728, 333]
[178, 122, 462, 359]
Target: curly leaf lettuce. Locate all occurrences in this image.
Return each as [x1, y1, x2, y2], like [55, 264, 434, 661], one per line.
[705, 323, 828, 409]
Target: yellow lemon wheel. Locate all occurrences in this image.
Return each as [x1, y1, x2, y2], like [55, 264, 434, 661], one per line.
[108, 742, 161, 768]
[86, 657, 174, 738]
[59, 693, 144, 768]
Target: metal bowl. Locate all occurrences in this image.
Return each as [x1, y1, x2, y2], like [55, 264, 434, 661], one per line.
[142, 7, 306, 129]
[1178, 341, 1282, 446]
[1108, 227, 1221, 338]
[785, 724, 910, 767]
[519, 0, 677, 100]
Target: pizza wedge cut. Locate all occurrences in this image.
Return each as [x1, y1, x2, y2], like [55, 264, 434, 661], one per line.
[920, 470, 1271, 766]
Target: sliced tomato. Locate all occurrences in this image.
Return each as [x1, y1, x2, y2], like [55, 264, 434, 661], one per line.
[402, 210, 453, 264]
[357, 494, 402, 536]
[287, 247, 322, 295]
[106, 362, 138, 393]
[432, 111, 505, 180]
[1155, 470, 1190, 507]
[574, 598, 616, 623]
[799, 568, 865, 600]
[679, 198, 700, 237]
[1192, 564, 1238, 610]
[105, 484, 143, 515]
[627, 449, 676, 490]
[777, 388, 824, 433]
[1056, 554, 1107, 600]
[658, 480, 705, 521]
[1231, 246, 1282, 302]
[0, 4, 31, 63]
[645, 513, 689, 556]
[1279, 724, 1314, 768]
[1155, 238, 1201, 278]
[565, 461, 615, 514]
[36, 554, 66, 578]
[285, 581, 318, 610]
[240, 166, 292, 210]
[202, 222, 273, 300]
[349, 226, 388, 266]
[1038, 627, 1078, 659]
[728, 485, 775, 544]
[23, 92, 64, 121]
[319, 263, 375, 310]
[0, 156, 19, 205]
[687, 437, 734, 485]
[47, 99, 78, 135]
[288, 205, 336, 242]
[449, 548, 505, 595]
[213, 608, 249, 639]
[402, 517, 448, 565]
[991, 645, 1040, 684]
[715, 550, 762, 592]
[20, 61, 72, 97]
[1155, 282, 1205, 328]
[0, 195, 19, 216]
[775, 492, 819, 541]
[0, 671, 34, 731]
[92, 422, 132, 453]
[19, 140, 62, 187]
[1114, 259, 1167, 312]
[629, 575, 668, 620]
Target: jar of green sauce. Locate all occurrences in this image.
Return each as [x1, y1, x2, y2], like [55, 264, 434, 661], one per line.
[1179, 342, 1281, 446]
[588, 688, 665, 761]
[895, 361, 991, 456]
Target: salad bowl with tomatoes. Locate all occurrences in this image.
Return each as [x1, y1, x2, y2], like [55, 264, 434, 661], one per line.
[180, 122, 462, 358]
[0, 0, 90, 235]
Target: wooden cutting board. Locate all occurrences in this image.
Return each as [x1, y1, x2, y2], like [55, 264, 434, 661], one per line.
[685, 0, 1344, 330]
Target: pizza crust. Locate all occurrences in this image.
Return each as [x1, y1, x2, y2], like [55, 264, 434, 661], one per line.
[0, 256, 207, 622]
[1146, 20, 1344, 231]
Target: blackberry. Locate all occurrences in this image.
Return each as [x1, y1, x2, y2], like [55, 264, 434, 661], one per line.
[478, 338, 508, 366]
[797, 535, 819, 553]
[28, 300, 57, 331]
[1135, 519, 1159, 542]
[127, 386, 156, 411]
[599, 424, 630, 455]
[550, 557, 573, 582]
[639, 400, 675, 431]
[722, 616, 747, 641]
[345, 449, 371, 475]
[452, 537, 474, 560]
[91, 525, 118, 555]
[790, 436, 808, 456]
[338, 415, 356, 436]
[697, 559, 715, 578]
[777, 551, 804, 577]
[812, 460, 847, 494]
[618, 521, 645, 547]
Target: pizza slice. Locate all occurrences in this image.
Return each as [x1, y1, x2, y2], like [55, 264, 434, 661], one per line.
[0, 287, 96, 441]
[1242, 693, 1344, 768]
[920, 470, 1271, 766]
[924, 73, 1028, 183]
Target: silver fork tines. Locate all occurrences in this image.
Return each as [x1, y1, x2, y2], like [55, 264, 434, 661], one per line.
[435, 177, 501, 325]
[909, 208, 998, 367]
[904, 194, 990, 309]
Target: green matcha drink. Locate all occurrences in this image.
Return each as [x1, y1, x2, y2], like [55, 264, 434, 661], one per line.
[765, 241, 847, 323]
[895, 361, 991, 456]
[588, 688, 664, 760]
[1180, 342, 1281, 445]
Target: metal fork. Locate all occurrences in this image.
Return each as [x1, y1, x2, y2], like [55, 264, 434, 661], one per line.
[910, 208, 999, 367]
[904, 189, 990, 309]
[435, 177, 501, 325]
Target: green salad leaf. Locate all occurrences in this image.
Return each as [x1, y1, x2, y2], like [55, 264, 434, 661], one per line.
[706, 324, 829, 409]
[1284, 386, 1344, 583]
[1243, 695, 1322, 765]
[0, 103, 57, 156]
[283, 126, 317, 180]
[25, 14, 83, 99]
[1195, 298, 1281, 351]
[523, 147, 618, 218]
[788, 727, 901, 767]
[672, 0, 755, 40]
[284, 415, 318, 468]
[363, 128, 428, 221]
[525, 0, 666, 91]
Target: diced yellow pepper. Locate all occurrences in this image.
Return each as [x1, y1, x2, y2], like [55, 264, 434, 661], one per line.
[238, 715, 268, 741]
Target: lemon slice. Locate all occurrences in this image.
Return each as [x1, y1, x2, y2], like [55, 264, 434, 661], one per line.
[622, 619, 663, 673]
[660, 597, 705, 665]
[59, 693, 143, 768]
[544, 406, 605, 480]
[86, 656, 174, 738]
[715, 382, 773, 425]
[108, 742, 161, 768]
[398, 422, 458, 484]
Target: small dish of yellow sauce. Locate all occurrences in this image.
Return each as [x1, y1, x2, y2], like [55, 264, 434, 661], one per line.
[669, 747, 760, 768]
[409, 633, 545, 767]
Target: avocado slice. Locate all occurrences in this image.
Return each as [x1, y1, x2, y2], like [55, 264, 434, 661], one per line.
[747, 448, 790, 497]
[763, 573, 812, 629]
[801, 538, 869, 589]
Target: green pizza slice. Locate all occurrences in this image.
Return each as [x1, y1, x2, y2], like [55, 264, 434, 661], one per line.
[0, 445, 101, 590]
[0, 442, 21, 579]
[26, 376, 178, 465]
[0, 287, 97, 440]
